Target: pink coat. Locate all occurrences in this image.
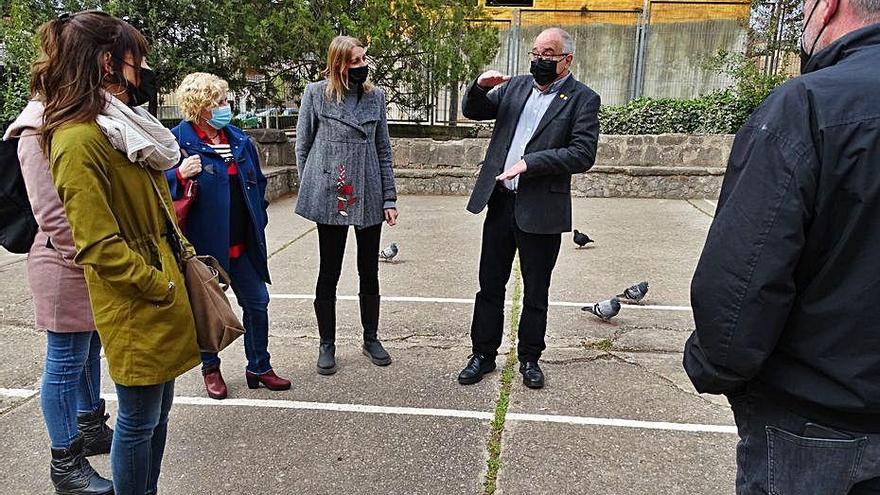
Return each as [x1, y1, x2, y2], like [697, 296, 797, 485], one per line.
[4, 101, 95, 332]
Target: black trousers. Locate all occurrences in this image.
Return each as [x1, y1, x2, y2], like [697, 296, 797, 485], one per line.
[315, 223, 382, 301]
[470, 188, 561, 363]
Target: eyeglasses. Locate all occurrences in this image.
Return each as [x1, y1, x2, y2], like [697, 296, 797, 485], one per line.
[528, 51, 571, 61]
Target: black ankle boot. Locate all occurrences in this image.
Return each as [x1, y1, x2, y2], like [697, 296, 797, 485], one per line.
[314, 299, 337, 375]
[360, 294, 392, 366]
[50, 435, 114, 495]
[77, 399, 113, 457]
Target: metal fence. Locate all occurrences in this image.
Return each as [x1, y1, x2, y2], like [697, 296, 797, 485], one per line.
[430, 2, 751, 125]
[180, 3, 751, 129]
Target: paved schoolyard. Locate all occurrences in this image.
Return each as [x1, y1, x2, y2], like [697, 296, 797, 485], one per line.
[0, 195, 736, 494]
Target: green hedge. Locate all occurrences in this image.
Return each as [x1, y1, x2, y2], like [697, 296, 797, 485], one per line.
[599, 89, 762, 135]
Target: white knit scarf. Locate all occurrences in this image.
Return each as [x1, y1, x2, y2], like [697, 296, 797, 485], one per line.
[95, 90, 181, 171]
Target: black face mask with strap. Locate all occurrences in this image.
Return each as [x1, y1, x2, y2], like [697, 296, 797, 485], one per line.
[800, 0, 830, 74]
[530, 58, 559, 86]
[127, 67, 158, 107]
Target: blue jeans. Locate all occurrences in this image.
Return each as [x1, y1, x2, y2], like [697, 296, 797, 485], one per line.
[731, 385, 880, 494]
[201, 255, 272, 374]
[111, 380, 174, 495]
[41, 331, 103, 449]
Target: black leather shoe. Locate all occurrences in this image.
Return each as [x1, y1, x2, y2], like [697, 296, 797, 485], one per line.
[77, 399, 113, 457]
[520, 361, 545, 389]
[458, 353, 496, 385]
[50, 435, 114, 495]
[318, 342, 337, 375]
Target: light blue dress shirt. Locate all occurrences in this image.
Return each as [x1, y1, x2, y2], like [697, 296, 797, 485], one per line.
[501, 73, 571, 191]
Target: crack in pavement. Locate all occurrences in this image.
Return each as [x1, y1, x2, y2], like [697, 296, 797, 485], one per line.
[610, 351, 729, 411]
[267, 226, 317, 259]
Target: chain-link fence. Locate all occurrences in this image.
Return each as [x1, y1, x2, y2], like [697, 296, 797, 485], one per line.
[639, 1, 750, 99]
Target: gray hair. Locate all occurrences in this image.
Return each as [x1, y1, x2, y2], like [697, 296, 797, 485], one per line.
[542, 27, 575, 54]
[852, 0, 880, 19]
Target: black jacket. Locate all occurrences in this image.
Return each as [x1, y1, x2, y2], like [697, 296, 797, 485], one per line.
[684, 24, 880, 431]
[462, 74, 600, 234]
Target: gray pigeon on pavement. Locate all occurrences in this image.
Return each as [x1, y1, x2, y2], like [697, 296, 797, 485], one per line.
[618, 281, 649, 302]
[573, 230, 594, 248]
[583, 297, 622, 320]
[379, 242, 399, 262]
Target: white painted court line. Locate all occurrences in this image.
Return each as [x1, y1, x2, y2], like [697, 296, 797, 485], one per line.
[102, 393, 494, 420]
[0, 388, 38, 399]
[506, 412, 736, 434]
[246, 293, 693, 312]
[0, 388, 733, 435]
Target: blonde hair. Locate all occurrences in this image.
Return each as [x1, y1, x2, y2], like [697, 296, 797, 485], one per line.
[176, 72, 229, 122]
[323, 36, 373, 103]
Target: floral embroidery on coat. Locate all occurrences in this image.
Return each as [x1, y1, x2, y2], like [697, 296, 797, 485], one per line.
[336, 164, 356, 216]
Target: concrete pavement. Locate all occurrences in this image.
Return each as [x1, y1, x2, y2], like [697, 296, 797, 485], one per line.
[0, 195, 736, 494]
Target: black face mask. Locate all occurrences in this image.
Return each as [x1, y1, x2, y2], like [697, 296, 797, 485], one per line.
[800, 0, 828, 74]
[127, 68, 158, 107]
[530, 58, 559, 86]
[348, 65, 369, 86]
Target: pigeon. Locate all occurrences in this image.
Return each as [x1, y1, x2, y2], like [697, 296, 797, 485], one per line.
[582, 297, 621, 321]
[379, 242, 399, 262]
[618, 281, 649, 302]
[573, 230, 594, 248]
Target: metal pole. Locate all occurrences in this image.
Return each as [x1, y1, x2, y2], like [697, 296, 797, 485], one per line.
[512, 9, 522, 76]
[634, 0, 652, 99]
[629, 11, 642, 101]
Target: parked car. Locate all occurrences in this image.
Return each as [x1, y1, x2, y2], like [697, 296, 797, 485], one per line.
[234, 112, 261, 128]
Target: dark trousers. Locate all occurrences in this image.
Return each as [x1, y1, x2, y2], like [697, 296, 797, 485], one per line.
[111, 380, 175, 495]
[41, 331, 103, 449]
[316, 223, 382, 300]
[731, 385, 880, 494]
[470, 188, 561, 363]
[201, 254, 272, 374]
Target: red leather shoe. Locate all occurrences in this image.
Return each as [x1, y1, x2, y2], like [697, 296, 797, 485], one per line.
[245, 370, 291, 391]
[202, 364, 227, 400]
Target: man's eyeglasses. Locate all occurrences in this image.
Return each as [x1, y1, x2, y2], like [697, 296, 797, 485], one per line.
[528, 51, 570, 61]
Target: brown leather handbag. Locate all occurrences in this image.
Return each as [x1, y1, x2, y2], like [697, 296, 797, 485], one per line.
[147, 172, 245, 353]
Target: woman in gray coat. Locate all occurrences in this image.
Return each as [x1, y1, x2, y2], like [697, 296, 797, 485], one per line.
[296, 35, 398, 376]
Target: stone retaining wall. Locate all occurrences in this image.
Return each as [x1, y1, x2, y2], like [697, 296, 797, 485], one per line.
[248, 131, 735, 200]
[390, 134, 733, 199]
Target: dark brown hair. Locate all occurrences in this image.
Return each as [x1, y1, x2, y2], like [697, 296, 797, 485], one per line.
[30, 10, 149, 151]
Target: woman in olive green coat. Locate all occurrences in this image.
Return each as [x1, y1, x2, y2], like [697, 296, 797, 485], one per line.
[34, 11, 199, 495]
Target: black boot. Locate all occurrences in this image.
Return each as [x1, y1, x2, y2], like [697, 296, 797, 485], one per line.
[314, 299, 337, 375]
[77, 399, 113, 457]
[50, 435, 114, 495]
[360, 294, 392, 366]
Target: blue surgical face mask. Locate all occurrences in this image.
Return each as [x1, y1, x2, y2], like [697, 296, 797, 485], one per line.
[208, 105, 232, 129]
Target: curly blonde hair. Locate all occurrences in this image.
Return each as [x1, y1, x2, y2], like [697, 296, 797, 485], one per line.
[176, 72, 229, 122]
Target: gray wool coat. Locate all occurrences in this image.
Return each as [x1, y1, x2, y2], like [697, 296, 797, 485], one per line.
[295, 80, 396, 227]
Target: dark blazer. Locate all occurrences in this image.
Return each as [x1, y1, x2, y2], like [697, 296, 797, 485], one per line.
[462, 74, 600, 234]
[166, 121, 271, 283]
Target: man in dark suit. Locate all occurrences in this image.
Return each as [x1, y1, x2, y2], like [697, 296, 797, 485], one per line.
[457, 28, 600, 389]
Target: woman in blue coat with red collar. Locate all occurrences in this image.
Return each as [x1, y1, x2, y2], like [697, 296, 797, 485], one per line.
[166, 72, 290, 399]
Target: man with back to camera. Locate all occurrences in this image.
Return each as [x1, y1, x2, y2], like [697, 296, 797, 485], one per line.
[683, 0, 880, 492]
[456, 27, 600, 390]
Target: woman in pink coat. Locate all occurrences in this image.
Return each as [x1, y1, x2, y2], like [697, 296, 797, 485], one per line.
[4, 101, 114, 494]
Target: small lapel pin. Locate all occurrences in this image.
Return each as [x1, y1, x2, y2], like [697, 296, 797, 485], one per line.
[559, 93, 568, 100]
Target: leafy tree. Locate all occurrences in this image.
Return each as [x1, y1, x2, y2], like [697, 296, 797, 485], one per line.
[747, 0, 803, 74]
[1, 0, 499, 122]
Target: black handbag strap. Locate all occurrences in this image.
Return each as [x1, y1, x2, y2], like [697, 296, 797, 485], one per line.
[144, 168, 191, 259]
